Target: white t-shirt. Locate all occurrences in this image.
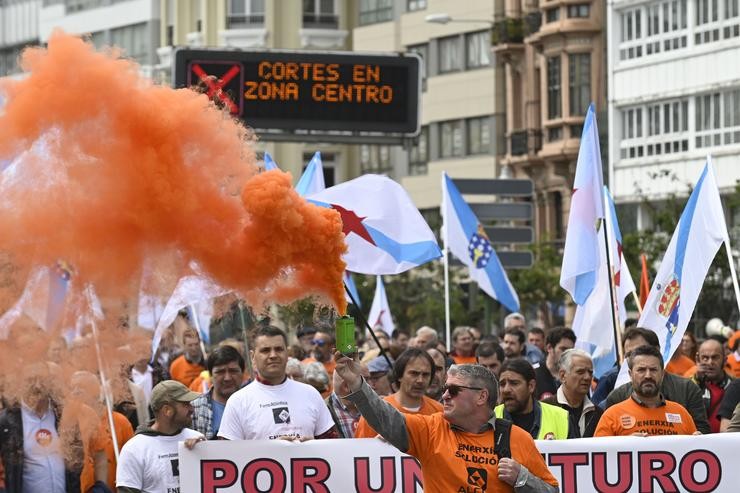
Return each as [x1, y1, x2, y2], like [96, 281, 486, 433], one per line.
[116, 427, 202, 493]
[218, 379, 334, 440]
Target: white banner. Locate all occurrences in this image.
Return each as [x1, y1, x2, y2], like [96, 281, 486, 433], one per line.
[179, 434, 739, 492]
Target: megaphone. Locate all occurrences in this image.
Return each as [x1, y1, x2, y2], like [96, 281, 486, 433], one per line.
[705, 318, 735, 339]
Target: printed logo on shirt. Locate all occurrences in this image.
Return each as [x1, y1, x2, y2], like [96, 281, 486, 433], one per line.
[35, 428, 52, 447]
[620, 414, 636, 429]
[272, 407, 291, 424]
[466, 467, 488, 490]
[170, 458, 180, 477]
[665, 412, 683, 423]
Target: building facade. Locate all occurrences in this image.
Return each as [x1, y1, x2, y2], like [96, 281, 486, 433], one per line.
[495, 0, 606, 244]
[608, 0, 740, 231]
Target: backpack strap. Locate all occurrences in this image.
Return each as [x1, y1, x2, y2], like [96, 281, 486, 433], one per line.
[493, 418, 512, 459]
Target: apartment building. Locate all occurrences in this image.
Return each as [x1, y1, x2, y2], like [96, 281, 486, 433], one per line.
[494, 0, 606, 243]
[0, 0, 40, 77]
[608, 0, 740, 232]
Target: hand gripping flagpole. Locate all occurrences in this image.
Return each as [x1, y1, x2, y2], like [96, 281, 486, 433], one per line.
[343, 282, 394, 371]
[84, 285, 121, 463]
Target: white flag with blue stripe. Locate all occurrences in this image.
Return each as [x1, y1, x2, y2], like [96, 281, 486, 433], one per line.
[295, 151, 325, 197]
[441, 172, 519, 313]
[263, 151, 279, 171]
[367, 275, 394, 335]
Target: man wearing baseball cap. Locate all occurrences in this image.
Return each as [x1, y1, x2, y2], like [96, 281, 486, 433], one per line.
[116, 381, 204, 493]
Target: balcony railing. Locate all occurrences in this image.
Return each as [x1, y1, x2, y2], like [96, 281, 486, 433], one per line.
[303, 13, 339, 29]
[510, 129, 543, 156]
[492, 13, 543, 45]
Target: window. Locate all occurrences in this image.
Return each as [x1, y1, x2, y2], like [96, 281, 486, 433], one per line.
[440, 120, 464, 158]
[407, 0, 426, 11]
[304, 0, 337, 27]
[409, 126, 429, 175]
[227, 0, 265, 28]
[110, 23, 149, 63]
[360, 145, 392, 174]
[65, 0, 99, 13]
[545, 8, 560, 22]
[695, 0, 740, 43]
[547, 56, 561, 119]
[620, 0, 688, 60]
[468, 117, 492, 155]
[466, 31, 491, 68]
[567, 4, 590, 17]
[568, 54, 590, 116]
[89, 31, 106, 49]
[621, 99, 689, 159]
[0, 44, 26, 76]
[548, 127, 563, 141]
[696, 89, 740, 147]
[439, 35, 462, 73]
[359, 0, 393, 26]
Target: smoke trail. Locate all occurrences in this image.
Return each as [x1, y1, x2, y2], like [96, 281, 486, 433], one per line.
[0, 31, 347, 313]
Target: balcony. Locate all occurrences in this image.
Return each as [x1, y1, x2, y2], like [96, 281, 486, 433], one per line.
[492, 13, 542, 46]
[510, 130, 543, 156]
[302, 13, 339, 29]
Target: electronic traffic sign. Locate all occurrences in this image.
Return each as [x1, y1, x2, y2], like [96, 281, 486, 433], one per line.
[173, 49, 421, 136]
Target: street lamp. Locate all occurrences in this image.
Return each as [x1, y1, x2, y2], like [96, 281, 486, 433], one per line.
[424, 13, 494, 25]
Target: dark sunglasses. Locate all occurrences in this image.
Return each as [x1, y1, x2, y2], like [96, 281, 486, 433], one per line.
[311, 339, 327, 346]
[443, 384, 483, 398]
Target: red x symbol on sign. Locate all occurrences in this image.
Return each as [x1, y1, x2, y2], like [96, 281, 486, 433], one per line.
[191, 63, 240, 114]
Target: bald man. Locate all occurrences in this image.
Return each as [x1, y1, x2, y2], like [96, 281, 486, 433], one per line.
[690, 339, 734, 433]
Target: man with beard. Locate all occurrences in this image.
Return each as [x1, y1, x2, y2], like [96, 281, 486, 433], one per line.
[354, 348, 442, 438]
[191, 345, 245, 439]
[302, 330, 336, 379]
[116, 381, 203, 493]
[595, 345, 697, 436]
[552, 350, 602, 438]
[449, 326, 476, 364]
[494, 358, 571, 440]
[425, 347, 447, 401]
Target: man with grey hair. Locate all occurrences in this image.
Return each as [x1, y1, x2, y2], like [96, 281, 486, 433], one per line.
[502, 314, 543, 364]
[412, 326, 439, 348]
[334, 355, 558, 492]
[552, 349, 602, 438]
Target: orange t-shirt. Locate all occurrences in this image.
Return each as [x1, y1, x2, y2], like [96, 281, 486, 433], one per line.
[451, 354, 477, 365]
[665, 354, 696, 377]
[80, 411, 134, 492]
[169, 355, 205, 387]
[355, 394, 443, 438]
[726, 353, 740, 378]
[403, 413, 558, 493]
[594, 397, 697, 437]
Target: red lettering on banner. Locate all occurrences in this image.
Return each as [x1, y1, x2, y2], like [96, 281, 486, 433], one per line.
[638, 452, 679, 493]
[400, 456, 423, 492]
[242, 458, 286, 493]
[290, 458, 330, 492]
[200, 460, 238, 493]
[548, 453, 589, 493]
[592, 452, 633, 492]
[679, 450, 722, 492]
[354, 457, 397, 493]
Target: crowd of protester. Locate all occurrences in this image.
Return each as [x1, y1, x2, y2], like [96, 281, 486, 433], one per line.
[0, 307, 738, 492]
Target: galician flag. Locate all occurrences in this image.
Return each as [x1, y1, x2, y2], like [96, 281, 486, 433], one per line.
[295, 151, 325, 197]
[344, 271, 361, 307]
[638, 158, 729, 363]
[263, 151, 279, 171]
[573, 187, 637, 377]
[367, 275, 394, 335]
[308, 175, 442, 275]
[441, 172, 519, 313]
[560, 104, 605, 305]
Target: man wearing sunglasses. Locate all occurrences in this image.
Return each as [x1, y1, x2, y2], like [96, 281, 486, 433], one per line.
[302, 331, 336, 381]
[335, 355, 558, 492]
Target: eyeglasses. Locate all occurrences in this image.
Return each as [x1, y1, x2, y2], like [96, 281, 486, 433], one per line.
[443, 384, 484, 398]
[311, 339, 327, 346]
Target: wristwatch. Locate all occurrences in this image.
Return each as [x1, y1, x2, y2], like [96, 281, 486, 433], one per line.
[514, 465, 528, 488]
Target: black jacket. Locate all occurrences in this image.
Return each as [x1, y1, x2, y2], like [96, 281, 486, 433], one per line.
[0, 404, 82, 493]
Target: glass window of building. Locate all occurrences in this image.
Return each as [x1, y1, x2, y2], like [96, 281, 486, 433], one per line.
[439, 35, 463, 73]
[440, 120, 464, 158]
[227, 0, 265, 28]
[545, 8, 560, 22]
[567, 4, 590, 17]
[568, 53, 590, 116]
[407, 0, 426, 11]
[304, 0, 338, 28]
[547, 56, 562, 119]
[466, 31, 491, 69]
[696, 89, 740, 147]
[359, 0, 393, 26]
[467, 117, 492, 155]
[409, 126, 429, 175]
[66, 0, 98, 13]
[359, 145, 392, 174]
[110, 23, 149, 64]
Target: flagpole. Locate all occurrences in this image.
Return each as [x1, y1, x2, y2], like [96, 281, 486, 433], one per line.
[189, 303, 209, 358]
[723, 241, 740, 316]
[631, 291, 643, 315]
[84, 286, 120, 462]
[602, 218, 623, 364]
[344, 282, 394, 370]
[237, 301, 254, 377]
[442, 173, 451, 352]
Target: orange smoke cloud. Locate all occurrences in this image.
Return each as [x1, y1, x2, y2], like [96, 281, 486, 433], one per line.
[0, 31, 347, 313]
